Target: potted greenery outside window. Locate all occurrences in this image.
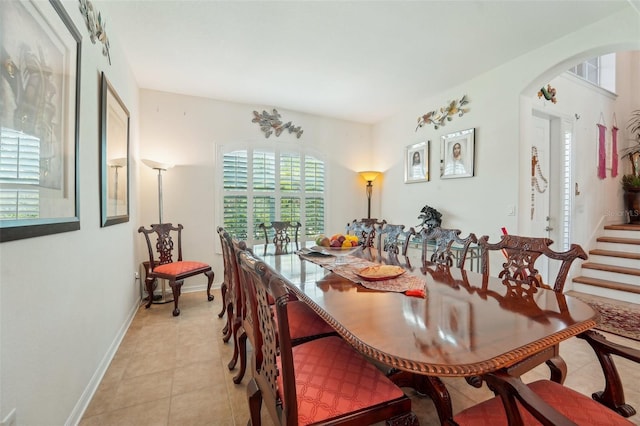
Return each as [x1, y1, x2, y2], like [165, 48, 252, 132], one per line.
[621, 110, 640, 223]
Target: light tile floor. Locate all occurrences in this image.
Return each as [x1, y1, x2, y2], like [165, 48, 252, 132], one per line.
[80, 290, 640, 425]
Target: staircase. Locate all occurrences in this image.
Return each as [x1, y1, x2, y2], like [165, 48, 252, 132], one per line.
[572, 224, 640, 304]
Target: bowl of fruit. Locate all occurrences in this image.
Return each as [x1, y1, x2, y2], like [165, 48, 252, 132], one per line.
[312, 234, 362, 264]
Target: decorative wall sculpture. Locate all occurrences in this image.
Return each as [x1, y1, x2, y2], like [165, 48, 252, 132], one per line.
[252, 109, 303, 139]
[416, 95, 469, 131]
[79, 0, 111, 64]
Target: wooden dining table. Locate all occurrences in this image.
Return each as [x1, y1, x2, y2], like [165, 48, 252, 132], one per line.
[255, 243, 598, 424]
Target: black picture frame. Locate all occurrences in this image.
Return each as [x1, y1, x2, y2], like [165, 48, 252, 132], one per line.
[0, 0, 82, 242]
[100, 72, 130, 227]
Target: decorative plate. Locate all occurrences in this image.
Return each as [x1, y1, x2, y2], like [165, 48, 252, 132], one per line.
[356, 265, 406, 281]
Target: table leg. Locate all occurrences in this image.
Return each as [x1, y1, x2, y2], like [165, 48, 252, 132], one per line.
[387, 370, 453, 425]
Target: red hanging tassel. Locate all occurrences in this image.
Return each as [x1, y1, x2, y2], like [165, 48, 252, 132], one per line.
[612, 126, 619, 177]
[597, 124, 607, 179]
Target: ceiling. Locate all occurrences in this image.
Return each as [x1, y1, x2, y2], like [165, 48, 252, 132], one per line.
[95, 0, 636, 124]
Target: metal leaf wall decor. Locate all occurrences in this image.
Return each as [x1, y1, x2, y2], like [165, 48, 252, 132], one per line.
[79, 0, 111, 64]
[252, 109, 303, 139]
[416, 95, 469, 131]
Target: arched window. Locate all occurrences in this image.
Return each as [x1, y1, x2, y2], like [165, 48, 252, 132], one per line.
[220, 143, 325, 246]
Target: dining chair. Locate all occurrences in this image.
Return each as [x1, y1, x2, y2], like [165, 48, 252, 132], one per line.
[238, 249, 418, 426]
[217, 227, 247, 371]
[375, 223, 416, 268]
[450, 330, 638, 426]
[477, 234, 588, 292]
[346, 218, 386, 248]
[138, 223, 214, 316]
[230, 239, 336, 385]
[420, 227, 478, 269]
[477, 233, 588, 384]
[258, 221, 301, 254]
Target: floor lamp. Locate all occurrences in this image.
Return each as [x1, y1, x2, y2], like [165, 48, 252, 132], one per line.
[141, 159, 175, 303]
[142, 159, 174, 224]
[359, 171, 382, 219]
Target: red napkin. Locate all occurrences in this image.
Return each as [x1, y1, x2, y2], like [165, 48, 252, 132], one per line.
[405, 289, 426, 298]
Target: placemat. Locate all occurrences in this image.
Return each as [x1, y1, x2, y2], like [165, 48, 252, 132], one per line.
[298, 252, 425, 293]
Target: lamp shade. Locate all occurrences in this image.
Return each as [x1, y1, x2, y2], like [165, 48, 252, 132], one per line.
[142, 159, 175, 171]
[359, 171, 381, 182]
[108, 157, 127, 167]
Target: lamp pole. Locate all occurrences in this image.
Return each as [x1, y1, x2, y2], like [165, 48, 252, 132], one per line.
[155, 168, 164, 224]
[365, 179, 373, 219]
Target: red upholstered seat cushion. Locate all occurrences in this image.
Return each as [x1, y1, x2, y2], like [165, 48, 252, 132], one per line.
[285, 301, 335, 341]
[453, 379, 634, 426]
[153, 261, 210, 276]
[277, 336, 405, 425]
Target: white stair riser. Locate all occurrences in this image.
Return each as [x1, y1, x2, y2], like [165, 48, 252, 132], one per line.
[588, 255, 640, 269]
[571, 283, 640, 304]
[602, 229, 640, 239]
[580, 268, 640, 286]
[596, 242, 640, 254]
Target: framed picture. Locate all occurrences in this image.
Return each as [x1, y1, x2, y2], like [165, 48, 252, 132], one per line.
[404, 141, 429, 183]
[100, 72, 130, 227]
[0, 0, 81, 242]
[440, 128, 475, 179]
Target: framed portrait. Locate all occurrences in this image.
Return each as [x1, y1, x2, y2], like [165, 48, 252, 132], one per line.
[100, 72, 130, 227]
[440, 128, 475, 179]
[0, 0, 81, 242]
[404, 141, 429, 183]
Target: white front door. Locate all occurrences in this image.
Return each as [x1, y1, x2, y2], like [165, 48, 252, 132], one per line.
[531, 115, 553, 282]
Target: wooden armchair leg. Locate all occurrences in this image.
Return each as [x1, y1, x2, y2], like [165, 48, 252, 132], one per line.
[227, 317, 242, 370]
[144, 277, 155, 309]
[170, 280, 183, 316]
[218, 282, 228, 318]
[247, 378, 262, 426]
[233, 329, 247, 384]
[205, 270, 214, 302]
[546, 355, 567, 384]
[222, 305, 234, 343]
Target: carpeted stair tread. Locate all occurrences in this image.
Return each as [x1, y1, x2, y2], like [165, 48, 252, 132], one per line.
[572, 276, 640, 294]
[597, 236, 640, 245]
[581, 262, 640, 276]
[589, 249, 640, 260]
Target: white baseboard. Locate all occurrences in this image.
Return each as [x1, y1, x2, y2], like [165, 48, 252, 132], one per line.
[64, 299, 140, 426]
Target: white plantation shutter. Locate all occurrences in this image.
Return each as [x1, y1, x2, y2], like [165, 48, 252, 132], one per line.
[221, 145, 325, 246]
[0, 128, 41, 219]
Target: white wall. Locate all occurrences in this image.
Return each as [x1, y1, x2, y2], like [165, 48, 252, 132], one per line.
[0, 1, 140, 424]
[372, 8, 639, 256]
[137, 91, 374, 289]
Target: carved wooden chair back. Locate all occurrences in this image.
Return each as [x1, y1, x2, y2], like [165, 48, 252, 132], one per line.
[238, 249, 418, 426]
[376, 223, 415, 256]
[478, 234, 587, 292]
[420, 227, 478, 269]
[138, 223, 214, 316]
[258, 221, 301, 254]
[346, 218, 385, 247]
